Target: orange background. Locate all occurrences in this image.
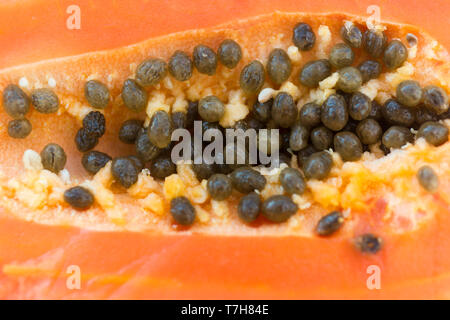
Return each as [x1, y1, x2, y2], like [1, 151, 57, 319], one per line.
[0, 0, 448, 69]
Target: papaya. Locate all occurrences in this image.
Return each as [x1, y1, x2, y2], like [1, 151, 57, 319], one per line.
[0, 3, 449, 299]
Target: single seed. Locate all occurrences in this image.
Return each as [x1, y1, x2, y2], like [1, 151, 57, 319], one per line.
[119, 119, 143, 144]
[82, 151, 111, 174]
[121, 79, 148, 112]
[251, 99, 272, 123]
[321, 94, 348, 131]
[198, 95, 225, 122]
[337, 67, 362, 93]
[31, 88, 59, 113]
[383, 40, 408, 70]
[289, 123, 309, 151]
[192, 163, 217, 181]
[423, 85, 449, 115]
[111, 157, 139, 188]
[64, 186, 94, 210]
[150, 154, 176, 180]
[8, 118, 32, 139]
[354, 233, 382, 254]
[303, 151, 333, 180]
[417, 165, 439, 193]
[135, 128, 161, 162]
[340, 24, 362, 48]
[299, 102, 321, 127]
[356, 119, 382, 145]
[329, 43, 354, 68]
[135, 58, 168, 87]
[217, 39, 242, 69]
[238, 192, 261, 223]
[193, 45, 218, 75]
[3, 84, 30, 118]
[298, 59, 332, 88]
[296, 144, 318, 168]
[262, 195, 298, 223]
[240, 60, 265, 94]
[266, 48, 292, 85]
[358, 60, 382, 83]
[207, 174, 233, 201]
[82, 111, 106, 138]
[334, 131, 363, 161]
[148, 110, 173, 149]
[272, 92, 298, 128]
[311, 126, 333, 150]
[292, 22, 316, 51]
[230, 166, 266, 194]
[382, 99, 415, 127]
[349, 92, 371, 120]
[41, 143, 67, 173]
[382, 126, 414, 149]
[396, 80, 422, 107]
[316, 211, 344, 236]
[168, 50, 193, 81]
[84, 80, 110, 109]
[363, 29, 387, 58]
[170, 196, 196, 226]
[279, 167, 306, 195]
[75, 127, 98, 152]
[417, 121, 449, 146]
[406, 33, 418, 47]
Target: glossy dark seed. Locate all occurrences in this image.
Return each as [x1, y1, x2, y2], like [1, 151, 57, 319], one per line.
[279, 167, 306, 195]
[329, 43, 354, 68]
[369, 100, 383, 121]
[122, 79, 148, 112]
[299, 102, 321, 127]
[128, 155, 144, 172]
[298, 59, 332, 88]
[334, 131, 363, 161]
[297, 144, 318, 168]
[337, 67, 362, 93]
[84, 80, 110, 109]
[217, 39, 242, 69]
[262, 195, 298, 223]
[289, 123, 309, 151]
[340, 23, 362, 48]
[119, 119, 143, 144]
[192, 163, 216, 181]
[75, 128, 98, 152]
[230, 167, 266, 194]
[251, 99, 272, 123]
[423, 85, 449, 115]
[193, 45, 217, 75]
[382, 99, 415, 127]
[356, 119, 382, 145]
[415, 106, 439, 125]
[3, 84, 30, 118]
[303, 151, 333, 180]
[363, 30, 387, 58]
[417, 121, 449, 146]
[8, 118, 31, 138]
[349, 92, 371, 120]
[355, 233, 382, 254]
[311, 126, 333, 150]
[135, 128, 161, 162]
[383, 40, 408, 70]
[321, 94, 348, 131]
[31, 88, 59, 113]
[41, 143, 67, 173]
[168, 50, 193, 81]
[198, 95, 224, 122]
[240, 60, 265, 94]
[382, 126, 414, 149]
[417, 165, 439, 193]
[148, 110, 172, 149]
[64, 186, 94, 210]
[237, 192, 261, 222]
[406, 33, 418, 46]
[272, 92, 298, 128]
[149, 154, 176, 180]
[207, 174, 232, 200]
[135, 58, 167, 86]
[83, 111, 106, 137]
[316, 211, 344, 236]
[82, 151, 111, 174]
[267, 48, 292, 85]
[396, 80, 422, 107]
[358, 60, 382, 83]
[111, 157, 139, 188]
[170, 196, 196, 225]
[292, 23, 316, 51]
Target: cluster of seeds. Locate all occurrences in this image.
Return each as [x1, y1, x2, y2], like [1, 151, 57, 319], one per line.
[3, 19, 449, 253]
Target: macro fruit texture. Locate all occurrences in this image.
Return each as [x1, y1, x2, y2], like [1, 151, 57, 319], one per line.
[0, 0, 449, 299]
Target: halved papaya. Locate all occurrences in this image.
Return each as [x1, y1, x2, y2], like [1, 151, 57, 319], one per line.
[0, 6, 449, 299]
